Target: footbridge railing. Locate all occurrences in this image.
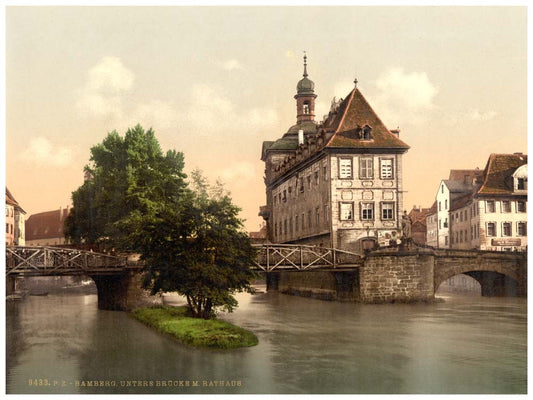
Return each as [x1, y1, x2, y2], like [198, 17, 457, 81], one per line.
[251, 244, 363, 272]
[5, 246, 129, 276]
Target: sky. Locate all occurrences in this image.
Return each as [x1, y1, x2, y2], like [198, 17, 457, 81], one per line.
[5, 5, 528, 233]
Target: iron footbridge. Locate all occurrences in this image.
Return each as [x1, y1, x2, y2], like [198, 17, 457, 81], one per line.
[251, 243, 363, 272]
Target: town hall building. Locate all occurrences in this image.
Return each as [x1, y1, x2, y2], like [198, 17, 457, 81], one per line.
[259, 56, 410, 253]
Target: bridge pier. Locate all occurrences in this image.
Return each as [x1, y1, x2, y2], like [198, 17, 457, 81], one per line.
[266, 273, 279, 291]
[91, 272, 162, 311]
[6, 275, 16, 296]
[360, 250, 436, 303]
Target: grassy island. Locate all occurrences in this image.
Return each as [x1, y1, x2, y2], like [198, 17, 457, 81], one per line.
[131, 306, 258, 349]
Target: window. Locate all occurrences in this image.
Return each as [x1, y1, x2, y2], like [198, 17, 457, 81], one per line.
[362, 125, 372, 140]
[459, 231, 463, 243]
[339, 158, 352, 179]
[307, 175, 312, 189]
[486, 201, 495, 213]
[380, 159, 393, 179]
[295, 215, 299, 232]
[361, 202, 374, 221]
[459, 211, 463, 222]
[282, 190, 287, 202]
[487, 222, 496, 237]
[517, 201, 526, 213]
[439, 202, 441, 212]
[303, 102, 310, 114]
[308, 210, 312, 228]
[339, 202, 354, 221]
[502, 201, 511, 213]
[359, 158, 373, 179]
[445, 199, 448, 209]
[299, 177, 304, 193]
[5, 224, 8, 234]
[323, 204, 328, 223]
[274, 222, 278, 237]
[284, 219, 287, 235]
[289, 218, 293, 234]
[502, 222, 511, 237]
[517, 178, 527, 190]
[444, 218, 448, 228]
[517, 222, 527, 236]
[445, 236, 448, 246]
[323, 165, 328, 181]
[441, 185, 444, 194]
[381, 202, 395, 220]
[316, 207, 320, 226]
[439, 219, 441, 229]
[314, 170, 319, 185]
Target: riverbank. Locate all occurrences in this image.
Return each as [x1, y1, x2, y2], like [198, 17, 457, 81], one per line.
[131, 306, 258, 350]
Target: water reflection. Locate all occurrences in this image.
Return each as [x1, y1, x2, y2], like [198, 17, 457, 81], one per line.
[6, 289, 526, 394]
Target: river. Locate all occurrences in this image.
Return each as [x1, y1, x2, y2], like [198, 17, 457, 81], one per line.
[5, 286, 527, 394]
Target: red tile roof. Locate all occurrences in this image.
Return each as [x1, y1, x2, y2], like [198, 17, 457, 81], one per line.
[477, 153, 527, 195]
[25, 208, 70, 241]
[5, 188, 25, 213]
[324, 88, 410, 150]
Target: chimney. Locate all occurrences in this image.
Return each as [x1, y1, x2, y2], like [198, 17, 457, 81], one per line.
[298, 129, 304, 145]
[391, 127, 400, 137]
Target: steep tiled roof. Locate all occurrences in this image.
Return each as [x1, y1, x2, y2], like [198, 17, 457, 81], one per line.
[25, 208, 70, 241]
[5, 188, 26, 213]
[324, 88, 409, 150]
[449, 169, 482, 182]
[450, 192, 474, 212]
[427, 201, 438, 216]
[409, 207, 430, 224]
[477, 153, 527, 195]
[443, 179, 476, 194]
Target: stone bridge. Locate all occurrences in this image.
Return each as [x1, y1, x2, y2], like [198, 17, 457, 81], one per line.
[6, 245, 527, 308]
[260, 246, 527, 303]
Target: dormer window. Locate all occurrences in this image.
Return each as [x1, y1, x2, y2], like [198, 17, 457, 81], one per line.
[517, 178, 527, 190]
[362, 125, 372, 140]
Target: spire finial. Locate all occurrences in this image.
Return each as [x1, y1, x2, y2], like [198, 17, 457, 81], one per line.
[303, 51, 308, 78]
[354, 77, 358, 87]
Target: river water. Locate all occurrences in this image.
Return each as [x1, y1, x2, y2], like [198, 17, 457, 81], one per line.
[5, 286, 527, 394]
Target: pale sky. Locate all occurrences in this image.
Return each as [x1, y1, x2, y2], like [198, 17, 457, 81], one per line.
[5, 6, 527, 232]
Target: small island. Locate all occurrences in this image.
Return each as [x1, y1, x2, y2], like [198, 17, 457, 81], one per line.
[131, 306, 258, 350]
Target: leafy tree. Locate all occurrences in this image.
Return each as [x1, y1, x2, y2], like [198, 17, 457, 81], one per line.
[64, 124, 187, 250]
[66, 126, 257, 318]
[139, 171, 258, 319]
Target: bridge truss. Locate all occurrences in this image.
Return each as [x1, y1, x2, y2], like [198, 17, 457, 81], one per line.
[252, 244, 363, 272]
[5, 246, 128, 276]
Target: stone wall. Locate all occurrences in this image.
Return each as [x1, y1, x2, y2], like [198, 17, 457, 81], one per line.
[360, 250, 435, 303]
[275, 270, 359, 301]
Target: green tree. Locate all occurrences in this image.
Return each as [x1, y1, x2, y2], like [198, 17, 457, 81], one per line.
[139, 170, 258, 319]
[64, 124, 187, 250]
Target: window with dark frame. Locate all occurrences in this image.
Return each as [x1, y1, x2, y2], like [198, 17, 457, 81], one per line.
[517, 222, 527, 236]
[487, 222, 496, 237]
[381, 202, 394, 220]
[502, 222, 511, 237]
[361, 202, 374, 221]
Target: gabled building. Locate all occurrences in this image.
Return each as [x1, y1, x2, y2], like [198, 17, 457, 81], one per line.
[5, 188, 26, 246]
[25, 206, 70, 246]
[408, 206, 430, 245]
[428, 153, 527, 251]
[434, 169, 483, 248]
[259, 56, 409, 253]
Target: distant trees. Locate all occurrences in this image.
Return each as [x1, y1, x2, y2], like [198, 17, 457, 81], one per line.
[65, 125, 256, 318]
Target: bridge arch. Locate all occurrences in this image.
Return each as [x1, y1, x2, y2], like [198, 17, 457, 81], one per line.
[433, 252, 524, 297]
